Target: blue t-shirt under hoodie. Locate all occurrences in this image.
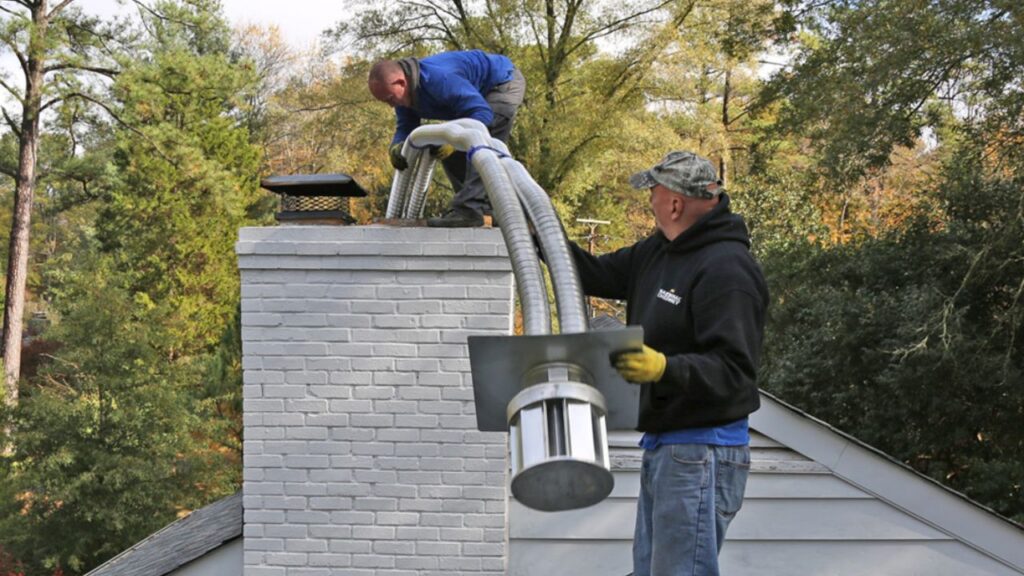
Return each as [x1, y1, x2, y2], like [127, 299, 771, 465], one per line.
[639, 418, 750, 450]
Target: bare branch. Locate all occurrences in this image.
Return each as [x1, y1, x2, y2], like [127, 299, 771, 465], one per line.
[442, 0, 491, 49]
[568, 0, 677, 56]
[0, 4, 28, 18]
[559, 0, 587, 50]
[47, 0, 76, 18]
[411, 0, 459, 21]
[602, 0, 698, 100]
[286, 102, 343, 113]
[523, 8, 547, 63]
[43, 63, 118, 77]
[727, 107, 752, 125]
[0, 34, 29, 77]
[0, 106, 21, 138]
[128, 0, 195, 29]
[482, 0, 510, 53]
[61, 92, 176, 164]
[758, 59, 791, 71]
[545, 0, 555, 64]
[350, 18, 453, 50]
[553, 133, 602, 186]
[0, 77, 24, 103]
[449, 0, 468, 24]
[129, 0, 164, 20]
[82, 22, 125, 61]
[38, 94, 63, 112]
[410, 0, 460, 47]
[784, 0, 838, 23]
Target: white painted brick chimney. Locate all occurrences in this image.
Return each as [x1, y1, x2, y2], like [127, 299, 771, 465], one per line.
[237, 226, 513, 576]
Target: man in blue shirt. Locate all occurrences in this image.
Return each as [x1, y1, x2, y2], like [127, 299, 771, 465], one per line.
[368, 50, 526, 227]
[570, 151, 769, 576]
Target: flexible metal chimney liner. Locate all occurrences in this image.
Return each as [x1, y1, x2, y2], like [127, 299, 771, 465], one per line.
[390, 119, 639, 511]
[501, 157, 588, 334]
[403, 152, 435, 219]
[385, 143, 421, 219]
[406, 122, 551, 335]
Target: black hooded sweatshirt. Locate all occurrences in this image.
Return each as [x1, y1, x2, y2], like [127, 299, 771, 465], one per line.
[570, 194, 768, 432]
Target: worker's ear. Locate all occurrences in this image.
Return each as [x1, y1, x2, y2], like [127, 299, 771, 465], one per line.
[671, 194, 686, 220]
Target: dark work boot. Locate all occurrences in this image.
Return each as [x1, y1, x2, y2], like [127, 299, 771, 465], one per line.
[427, 207, 484, 228]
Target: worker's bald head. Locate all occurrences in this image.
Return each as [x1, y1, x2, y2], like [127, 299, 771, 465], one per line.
[369, 60, 403, 83]
[368, 60, 412, 107]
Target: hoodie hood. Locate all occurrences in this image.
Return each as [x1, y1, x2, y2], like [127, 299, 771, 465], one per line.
[397, 57, 420, 109]
[664, 193, 751, 254]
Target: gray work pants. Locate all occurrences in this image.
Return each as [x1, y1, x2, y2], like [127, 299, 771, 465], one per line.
[441, 68, 526, 215]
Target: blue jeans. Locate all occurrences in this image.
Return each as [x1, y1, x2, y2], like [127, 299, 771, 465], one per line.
[632, 444, 751, 576]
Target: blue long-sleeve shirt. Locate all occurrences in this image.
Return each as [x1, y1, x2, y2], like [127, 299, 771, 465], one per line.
[392, 50, 515, 144]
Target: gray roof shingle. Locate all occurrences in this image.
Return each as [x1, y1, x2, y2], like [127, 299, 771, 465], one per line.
[85, 492, 242, 576]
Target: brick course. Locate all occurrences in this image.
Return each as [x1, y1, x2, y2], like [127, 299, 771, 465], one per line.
[240, 226, 512, 576]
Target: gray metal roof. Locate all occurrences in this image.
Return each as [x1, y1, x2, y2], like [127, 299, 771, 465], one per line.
[753, 391, 1024, 571]
[85, 492, 241, 576]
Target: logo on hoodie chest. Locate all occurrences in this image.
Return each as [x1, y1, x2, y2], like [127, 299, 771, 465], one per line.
[657, 288, 682, 306]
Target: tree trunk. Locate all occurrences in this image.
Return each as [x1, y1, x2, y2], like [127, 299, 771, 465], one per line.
[535, 0, 560, 191]
[719, 68, 731, 188]
[3, 0, 48, 409]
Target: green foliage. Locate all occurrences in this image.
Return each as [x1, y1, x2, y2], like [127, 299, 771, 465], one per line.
[760, 134, 1024, 522]
[0, 1, 124, 109]
[199, 305, 244, 456]
[751, 0, 1024, 525]
[0, 2, 255, 573]
[144, 0, 233, 56]
[0, 255, 228, 574]
[97, 21, 263, 355]
[761, 0, 1024, 182]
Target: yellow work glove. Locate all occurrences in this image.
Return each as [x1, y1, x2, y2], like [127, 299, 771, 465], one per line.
[388, 142, 408, 170]
[430, 144, 455, 160]
[613, 345, 667, 384]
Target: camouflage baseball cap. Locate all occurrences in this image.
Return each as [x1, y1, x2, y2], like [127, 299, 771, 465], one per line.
[629, 151, 722, 199]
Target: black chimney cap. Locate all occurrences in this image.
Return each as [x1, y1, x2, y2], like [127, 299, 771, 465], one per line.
[260, 173, 368, 198]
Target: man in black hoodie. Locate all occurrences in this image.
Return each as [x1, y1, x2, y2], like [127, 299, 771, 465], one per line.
[570, 151, 768, 576]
